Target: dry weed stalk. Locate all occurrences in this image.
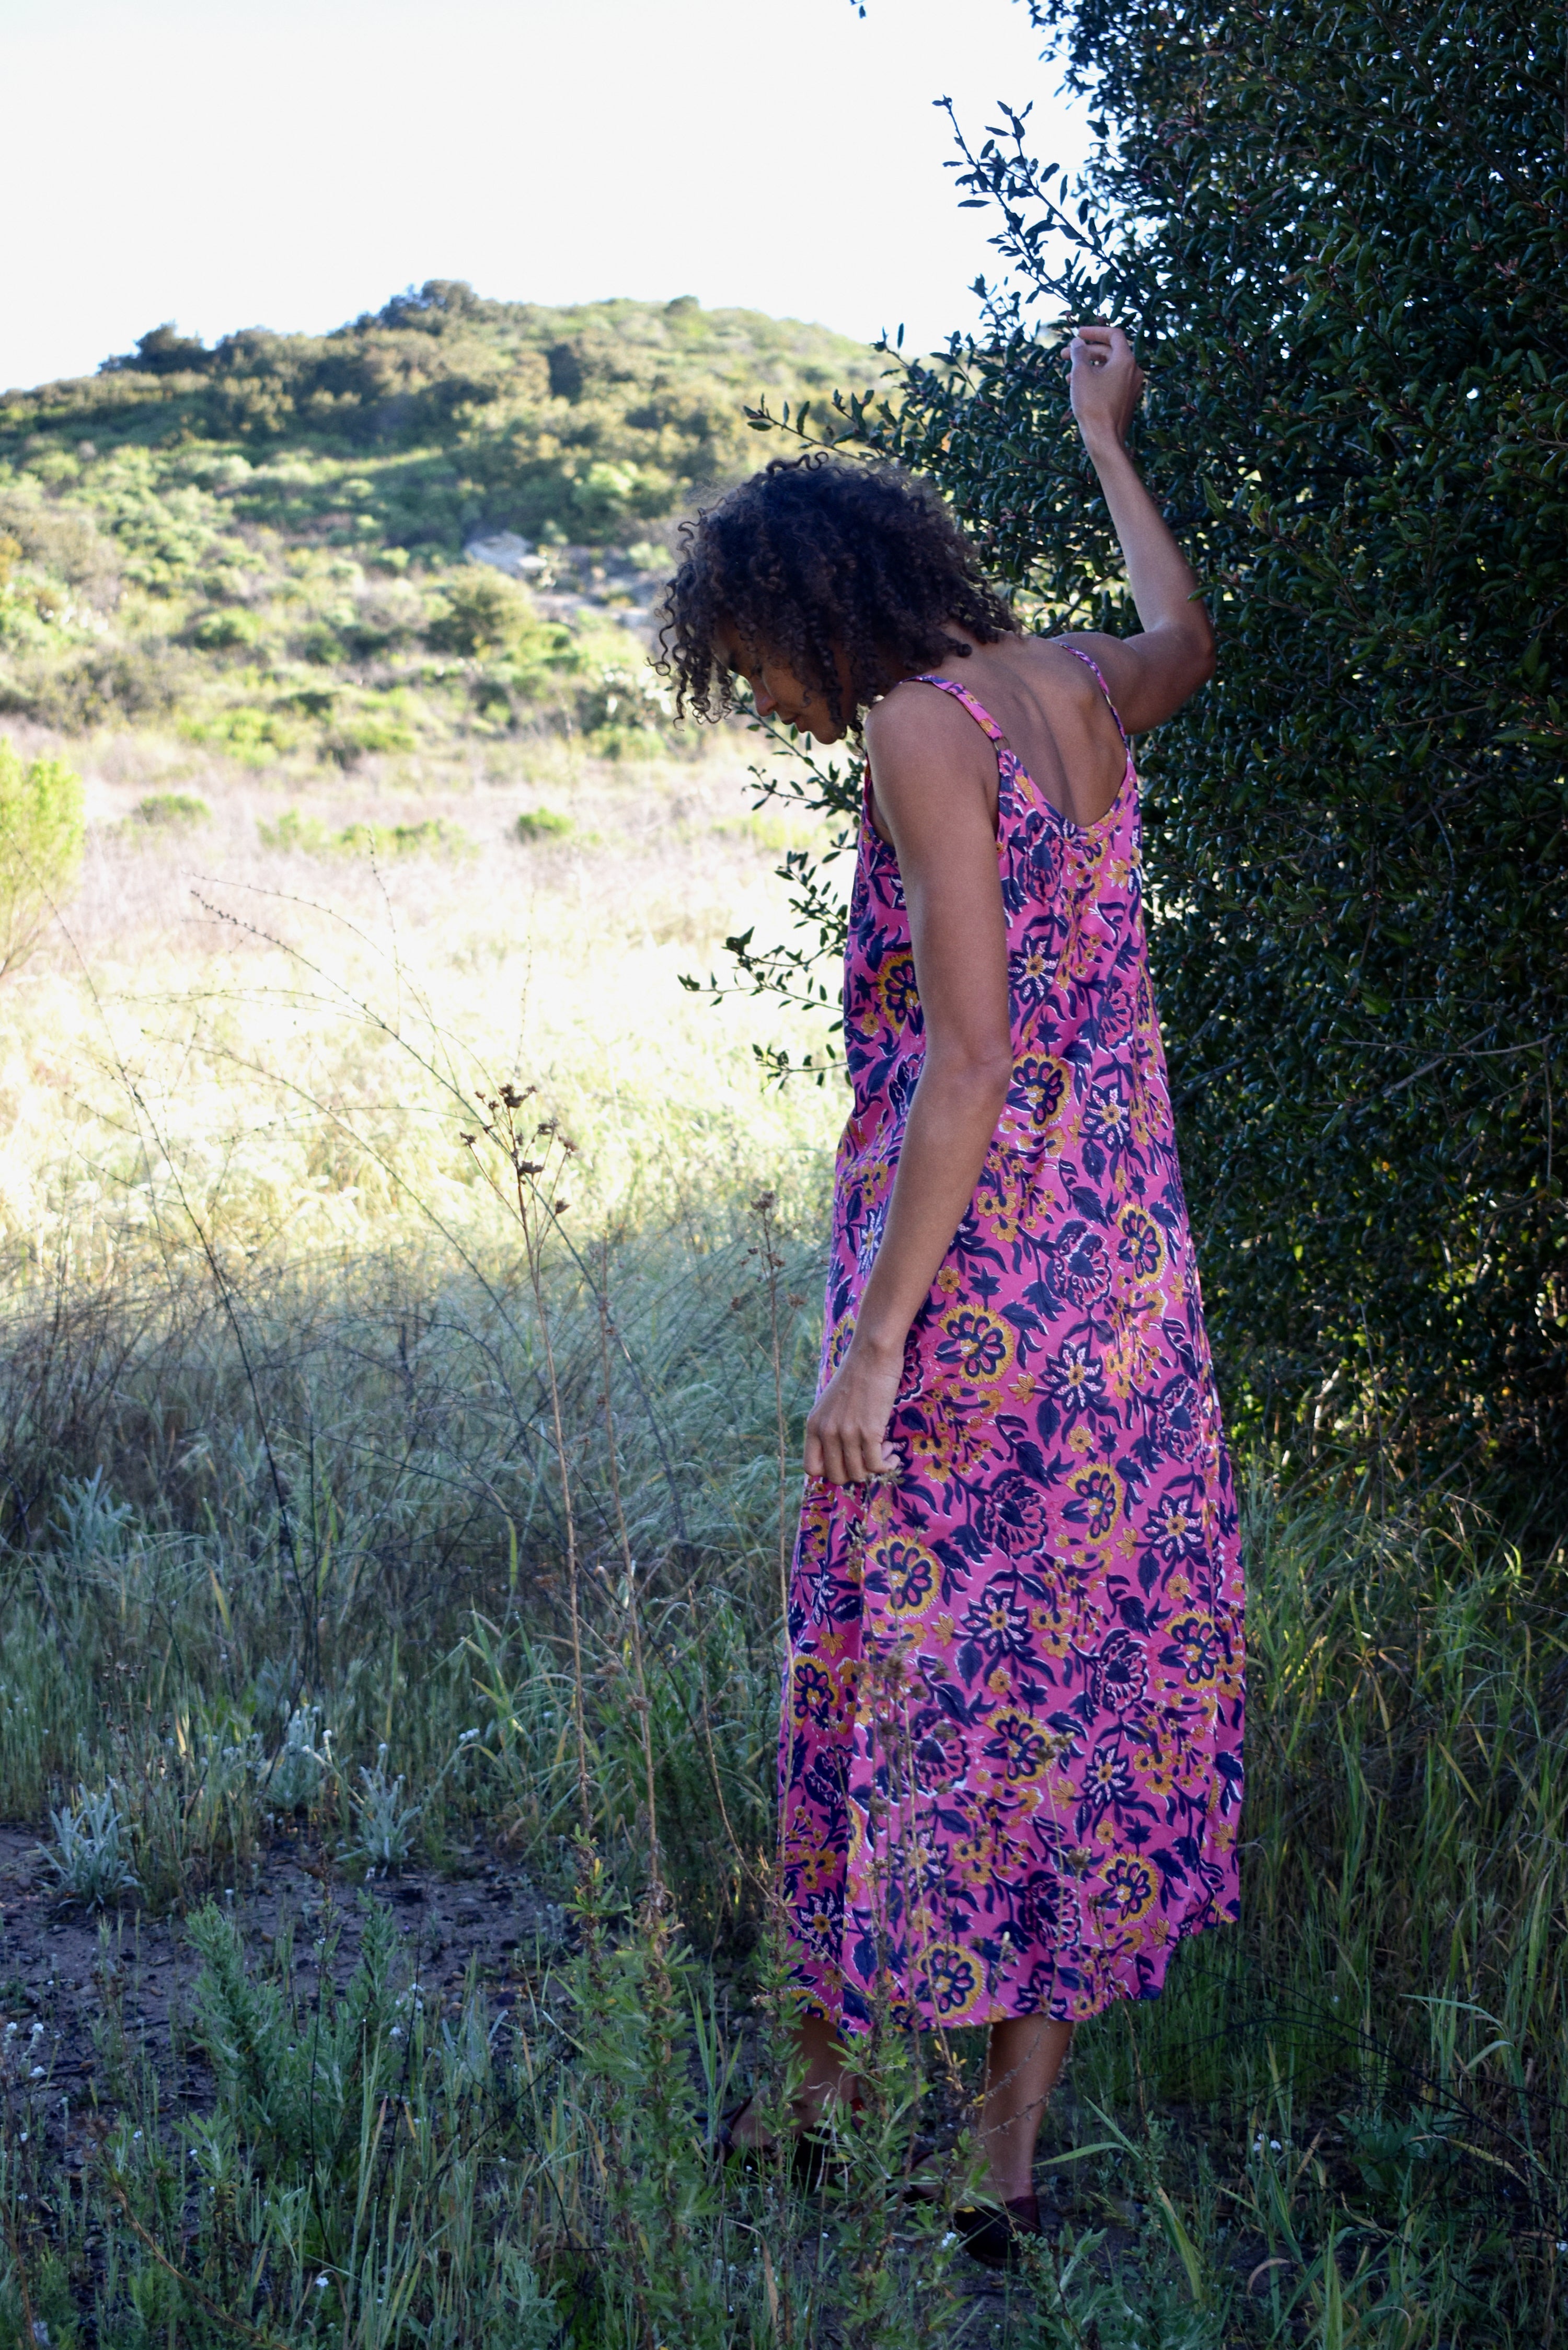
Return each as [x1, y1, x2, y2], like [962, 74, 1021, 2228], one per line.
[595, 1236, 663, 1906]
[461, 1084, 592, 1844]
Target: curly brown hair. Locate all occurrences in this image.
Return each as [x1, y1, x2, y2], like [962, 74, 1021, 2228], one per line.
[655, 453, 1015, 729]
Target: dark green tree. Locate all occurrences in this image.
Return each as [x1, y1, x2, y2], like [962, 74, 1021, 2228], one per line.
[750, 0, 1566, 1475]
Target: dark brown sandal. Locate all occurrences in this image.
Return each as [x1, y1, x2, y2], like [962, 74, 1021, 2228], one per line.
[713, 2092, 763, 2170]
[712, 2098, 852, 2193]
[951, 2191, 1042, 2270]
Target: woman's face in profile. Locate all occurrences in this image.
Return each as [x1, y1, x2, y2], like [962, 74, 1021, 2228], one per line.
[713, 624, 849, 744]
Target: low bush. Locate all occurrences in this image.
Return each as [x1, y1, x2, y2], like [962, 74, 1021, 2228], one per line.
[131, 790, 210, 827]
[0, 735, 84, 975]
[426, 569, 534, 659]
[515, 807, 572, 842]
[189, 606, 260, 650]
[256, 809, 472, 857]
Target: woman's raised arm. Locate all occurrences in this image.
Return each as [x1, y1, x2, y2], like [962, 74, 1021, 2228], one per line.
[1062, 322, 1215, 733]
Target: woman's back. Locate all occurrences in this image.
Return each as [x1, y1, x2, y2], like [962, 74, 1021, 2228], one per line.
[869, 632, 1134, 840]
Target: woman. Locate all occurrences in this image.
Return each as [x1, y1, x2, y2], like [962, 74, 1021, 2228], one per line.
[661, 325, 1243, 2259]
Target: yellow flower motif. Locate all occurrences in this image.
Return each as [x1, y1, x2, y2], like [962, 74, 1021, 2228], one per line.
[1065, 1461, 1124, 1541]
[870, 1535, 940, 1616]
[1095, 1856, 1158, 1924]
[1116, 1202, 1166, 1284]
[936, 1264, 962, 1293]
[986, 1710, 1050, 1781]
[877, 953, 919, 1024]
[920, 1942, 984, 2021]
[1068, 1424, 1096, 1455]
[936, 1305, 1014, 1384]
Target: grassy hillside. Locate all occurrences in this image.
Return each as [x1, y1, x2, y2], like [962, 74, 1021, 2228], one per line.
[0, 282, 877, 767]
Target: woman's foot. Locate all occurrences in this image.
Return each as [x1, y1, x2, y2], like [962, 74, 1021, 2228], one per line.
[951, 2189, 1042, 2270]
[712, 2092, 856, 2189]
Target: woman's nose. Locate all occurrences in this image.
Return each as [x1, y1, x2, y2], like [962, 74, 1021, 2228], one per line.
[751, 680, 777, 716]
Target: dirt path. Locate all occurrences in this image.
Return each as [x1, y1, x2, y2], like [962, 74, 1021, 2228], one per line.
[0, 1824, 563, 2173]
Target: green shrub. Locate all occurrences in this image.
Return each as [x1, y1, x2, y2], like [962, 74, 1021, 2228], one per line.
[183, 704, 298, 762]
[257, 807, 331, 853]
[322, 701, 418, 763]
[0, 645, 184, 729]
[337, 816, 472, 857]
[426, 568, 532, 658]
[190, 606, 260, 650]
[258, 809, 472, 857]
[300, 620, 343, 664]
[515, 807, 572, 842]
[131, 790, 210, 828]
[0, 736, 84, 976]
[0, 488, 120, 609]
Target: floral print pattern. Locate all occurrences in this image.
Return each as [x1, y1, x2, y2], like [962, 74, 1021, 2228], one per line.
[781, 659, 1244, 2033]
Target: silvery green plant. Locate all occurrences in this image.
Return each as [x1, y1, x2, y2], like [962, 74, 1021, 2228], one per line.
[43, 1784, 138, 1906]
[263, 1705, 329, 1815]
[55, 1468, 135, 1566]
[352, 1745, 420, 1872]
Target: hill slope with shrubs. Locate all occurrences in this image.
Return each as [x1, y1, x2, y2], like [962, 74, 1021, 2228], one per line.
[0, 282, 875, 767]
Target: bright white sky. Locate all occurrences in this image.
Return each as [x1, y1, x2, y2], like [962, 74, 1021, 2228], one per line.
[3, 0, 1087, 391]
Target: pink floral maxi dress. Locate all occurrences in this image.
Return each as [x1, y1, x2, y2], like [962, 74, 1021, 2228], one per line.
[781, 658, 1244, 2031]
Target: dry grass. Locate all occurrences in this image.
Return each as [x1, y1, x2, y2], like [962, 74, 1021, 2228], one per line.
[0, 722, 843, 1262]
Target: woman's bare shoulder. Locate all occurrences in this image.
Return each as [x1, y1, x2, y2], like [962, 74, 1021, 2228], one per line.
[866, 675, 994, 770]
[1014, 630, 1114, 695]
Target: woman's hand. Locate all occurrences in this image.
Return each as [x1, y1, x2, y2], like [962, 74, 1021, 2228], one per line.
[804, 1336, 905, 1486]
[1067, 322, 1146, 455]
[1057, 321, 1214, 733]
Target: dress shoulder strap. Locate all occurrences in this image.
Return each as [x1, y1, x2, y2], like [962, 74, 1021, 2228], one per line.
[911, 674, 1007, 741]
[914, 656, 1130, 753]
[1058, 643, 1131, 750]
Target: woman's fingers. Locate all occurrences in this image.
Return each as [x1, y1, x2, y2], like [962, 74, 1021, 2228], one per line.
[806, 1409, 894, 1485]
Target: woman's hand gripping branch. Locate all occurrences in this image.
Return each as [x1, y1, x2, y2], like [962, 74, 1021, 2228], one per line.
[1062, 321, 1215, 731]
